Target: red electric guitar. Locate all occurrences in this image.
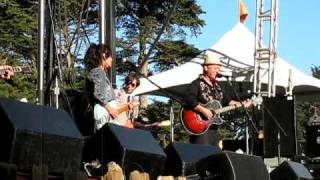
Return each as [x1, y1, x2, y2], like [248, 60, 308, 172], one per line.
[181, 96, 262, 135]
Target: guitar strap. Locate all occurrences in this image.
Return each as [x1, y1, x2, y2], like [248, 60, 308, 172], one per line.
[127, 94, 133, 121]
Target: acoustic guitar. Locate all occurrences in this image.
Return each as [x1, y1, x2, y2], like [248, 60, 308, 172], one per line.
[181, 96, 262, 135]
[93, 100, 134, 128]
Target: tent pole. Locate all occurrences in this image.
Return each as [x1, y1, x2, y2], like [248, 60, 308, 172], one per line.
[38, 0, 46, 105]
[170, 102, 175, 143]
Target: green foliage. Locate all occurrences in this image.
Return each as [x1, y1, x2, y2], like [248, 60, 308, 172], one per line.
[0, 0, 37, 101]
[0, 0, 206, 144]
[295, 68, 320, 152]
[295, 101, 320, 154]
[0, 70, 37, 102]
[139, 99, 189, 147]
[0, 0, 37, 59]
[116, 0, 205, 75]
[311, 65, 320, 79]
[153, 40, 201, 71]
[219, 108, 248, 140]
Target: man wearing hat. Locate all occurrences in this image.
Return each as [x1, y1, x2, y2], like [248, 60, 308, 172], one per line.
[183, 53, 244, 146]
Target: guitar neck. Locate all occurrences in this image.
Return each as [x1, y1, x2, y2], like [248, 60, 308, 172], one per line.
[214, 103, 242, 114]
[0, 66, 30, 75]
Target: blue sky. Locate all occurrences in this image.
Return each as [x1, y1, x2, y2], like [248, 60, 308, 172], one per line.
[187, 0, 320, 75]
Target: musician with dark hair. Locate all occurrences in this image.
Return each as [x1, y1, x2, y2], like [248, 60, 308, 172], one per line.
[84, 43, 135, 131]
[114, 72, 169, 129]
[114, 72, 140, 128]
[183, 53, 250, 146]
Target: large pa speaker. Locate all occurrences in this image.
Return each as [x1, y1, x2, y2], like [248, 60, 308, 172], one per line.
[0, 98, 84, 173]
[263, 97, 297, 157]
[196, 151, 270, 180]
[306, 125, 320, 157]
[82, 123, 166, 179]
[270, 161, 313, 180]
[164, 142, 221, 177]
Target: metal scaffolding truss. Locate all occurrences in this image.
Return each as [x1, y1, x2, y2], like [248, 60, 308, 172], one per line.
[254, 0, 279, 97]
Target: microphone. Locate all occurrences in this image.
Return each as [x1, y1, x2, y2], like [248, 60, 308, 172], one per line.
[216, 73, 232, 78]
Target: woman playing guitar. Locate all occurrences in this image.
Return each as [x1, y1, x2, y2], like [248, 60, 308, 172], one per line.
[84, 44, 136, 131]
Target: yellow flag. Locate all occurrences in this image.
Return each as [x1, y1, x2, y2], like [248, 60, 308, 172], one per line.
[239, 0, 248, 23]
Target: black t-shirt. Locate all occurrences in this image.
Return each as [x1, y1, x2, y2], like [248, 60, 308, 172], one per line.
[183, 75, 231, 109]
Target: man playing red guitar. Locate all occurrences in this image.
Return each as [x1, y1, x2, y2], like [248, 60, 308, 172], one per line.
[183, 52, 247, 147]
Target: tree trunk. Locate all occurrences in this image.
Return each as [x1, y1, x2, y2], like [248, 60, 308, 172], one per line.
[140, 61, 148, 108]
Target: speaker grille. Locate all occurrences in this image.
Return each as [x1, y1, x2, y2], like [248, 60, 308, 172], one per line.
[0, 98, 84, 173]
[196, 151, 270, 180]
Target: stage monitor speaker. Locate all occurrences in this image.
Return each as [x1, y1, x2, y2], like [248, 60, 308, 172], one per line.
[82, 123, 166, 179]
[270, 161, 313, 180]
[164, 142, 221, 177]
[196, 151, 270, 180]
[58, 90, 95, 136]
[0, 98, 84, 174]
[222, 139, 246, 152]
[263, 97, 297, 157]
[305, 125, 320, 157]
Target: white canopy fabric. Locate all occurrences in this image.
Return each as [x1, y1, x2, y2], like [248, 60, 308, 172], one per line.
[132, 23, 320, 97]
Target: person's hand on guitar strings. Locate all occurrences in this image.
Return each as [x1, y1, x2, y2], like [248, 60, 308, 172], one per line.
[0, 65, 14, 79]
[105, 104, 119, 119]
[127, 101, 138, 110]
[195, 104, 213, 120]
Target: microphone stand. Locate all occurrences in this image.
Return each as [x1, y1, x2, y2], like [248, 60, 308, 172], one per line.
[223, 75, 259, 155]
[224, 74, 288, 162]
[45, 65, 60, 109]
[263, 105, 288, 165]
[169, 100, 175, 143]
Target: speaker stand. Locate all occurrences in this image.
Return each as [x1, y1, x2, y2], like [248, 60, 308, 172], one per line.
[277, 130, 281, 165]
[225, 78, 258, 155]
[169, 102, 175, 143]
[263, 104, 288, 165]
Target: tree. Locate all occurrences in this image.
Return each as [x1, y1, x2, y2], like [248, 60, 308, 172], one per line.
[115, 0, 205, 106]
[311, 65, 320, 79]
[0, 0, 101, 102]
[295, 65, 320, 152]
[48, 0, 99, 89]
[0, 0, 38, 102]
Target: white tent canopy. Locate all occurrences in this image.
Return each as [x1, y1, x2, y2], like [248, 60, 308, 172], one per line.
[132, 23, 320, 98]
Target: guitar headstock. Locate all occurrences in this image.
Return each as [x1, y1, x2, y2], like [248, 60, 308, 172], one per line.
[12, 65, 32, 74]
[19, 65, 32, 73]
[251, 95, 263, 106]
[157, 120, 171, 127]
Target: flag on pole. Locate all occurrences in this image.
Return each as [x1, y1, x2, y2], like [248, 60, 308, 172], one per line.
[239, 0, 248, 23]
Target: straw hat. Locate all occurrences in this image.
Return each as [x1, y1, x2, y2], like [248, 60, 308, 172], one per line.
[203, 53, 223, 66]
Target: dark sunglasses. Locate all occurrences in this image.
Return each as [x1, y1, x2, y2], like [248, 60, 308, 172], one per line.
[127, 82, 136, 87]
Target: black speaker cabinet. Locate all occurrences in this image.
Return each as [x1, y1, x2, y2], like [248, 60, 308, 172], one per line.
[222, 139, 246, 152]
[270, 161, 313, 180]
[263, 97, 297, 157]
[83, 123, 166, 179]
[0, 98, 84, 174]
[196, 151, 270, 180]
[306, 125, 320, 157]
[164, 142, 221, 177]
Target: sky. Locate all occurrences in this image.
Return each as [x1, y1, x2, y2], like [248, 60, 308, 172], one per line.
[187, 0, 320, 75]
